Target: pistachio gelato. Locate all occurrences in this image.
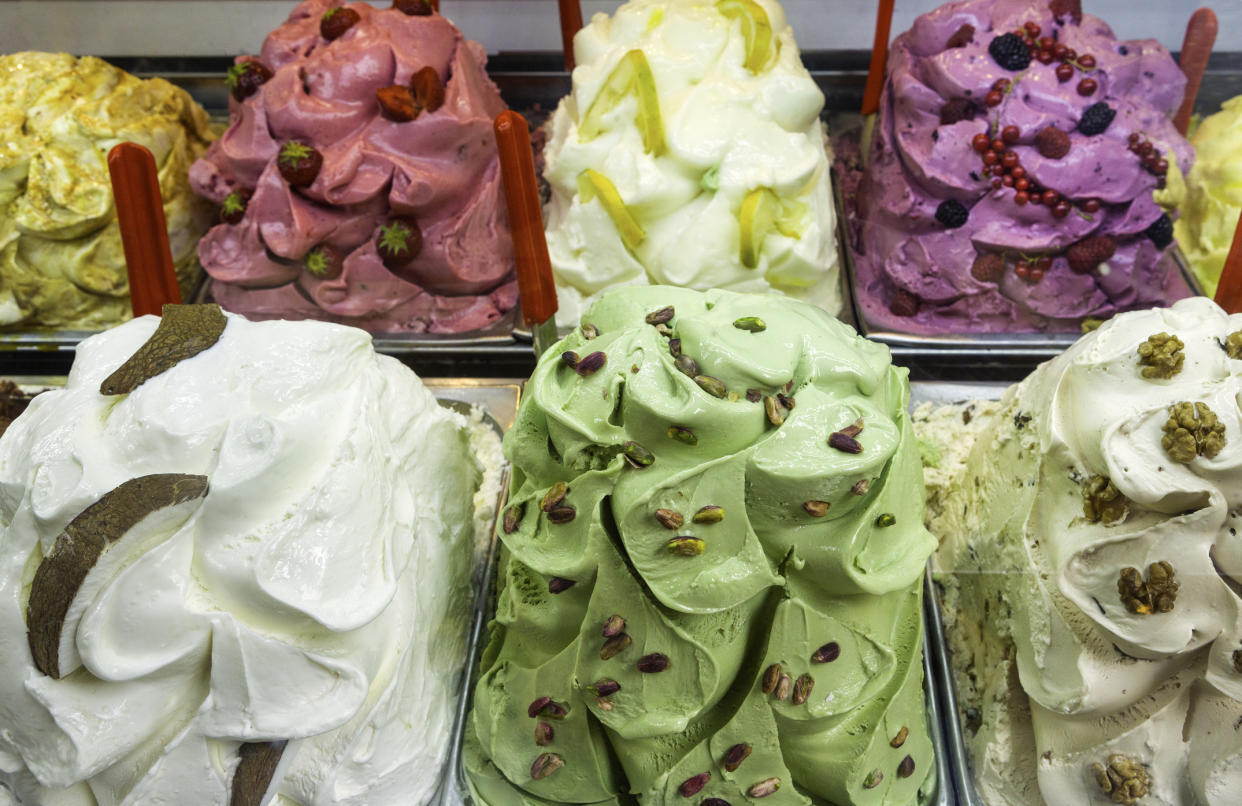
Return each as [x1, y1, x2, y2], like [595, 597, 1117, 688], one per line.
[465, 286, 937, 805]
[918, 296, 1242, 805]
[1170, 96, 1242, 297]
[0, 53, 214, 330]
[0, 306, 503, 804]
[542, 0, 840, 327]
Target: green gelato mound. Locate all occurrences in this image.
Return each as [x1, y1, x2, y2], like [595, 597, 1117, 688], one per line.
[465, 286, 938, 805]
[0, 53, 215, 330]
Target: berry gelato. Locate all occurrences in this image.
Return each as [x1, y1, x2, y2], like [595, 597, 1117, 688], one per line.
[190, 0, 517, 335]
[0, 305, 504, 805]
[464, 286, 937, 805]
[542, 0, 841, 327]
[847, 0, 1194, 335]
[919, 297, 1242, 805]
[0, 53, 214, 331]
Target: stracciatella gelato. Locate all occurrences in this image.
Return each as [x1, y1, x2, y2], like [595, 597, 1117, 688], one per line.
[465, 286, 936, 805]
[0, 52, 214, 330]
[850, 0, 1194, 335]
[190, 0, 516, 334]
[1168, 95, 1242, 297]
[918, 296, 1242, 804]
[542, 0, 840, 327]
[0, 305, 503, 805]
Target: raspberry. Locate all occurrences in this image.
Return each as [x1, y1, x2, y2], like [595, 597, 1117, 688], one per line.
[1050, 0, 1084, 25]
[1034, 127, 1071, 159]
[945, 23, 975, 49]
[1066, 236, 1117, 274]
[1145, 214, 1174, 248]
[970, 253, 1005, 283]
[890, 290, 920, 317]
[989, 33, 1032, 71]
[939, 99, 977, 125]
[1077, 103, 1116, 136]
[935, 200, 969, 228]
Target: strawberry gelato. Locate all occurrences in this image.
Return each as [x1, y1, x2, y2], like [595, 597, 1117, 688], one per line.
[190, 0, 517, 334]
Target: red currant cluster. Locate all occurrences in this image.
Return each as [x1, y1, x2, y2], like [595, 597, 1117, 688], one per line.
[1127, 133, 1169, 188]
[971, 127, 1080, 217]
[1015, 254, 1053, 283]
[1011, 20, 1100, 96]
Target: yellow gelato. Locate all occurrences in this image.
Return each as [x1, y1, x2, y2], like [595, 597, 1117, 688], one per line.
[0, 53, 215, 330]
[1174, 96, 1242, 296]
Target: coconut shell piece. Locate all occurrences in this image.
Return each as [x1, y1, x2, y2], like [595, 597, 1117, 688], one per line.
[99, 304, 227, 396]
[230, 740, 288, 806]
[26, 473, 209, 678]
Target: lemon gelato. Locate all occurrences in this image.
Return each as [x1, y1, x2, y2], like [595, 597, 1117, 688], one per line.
[1173, 96, 1242, 297]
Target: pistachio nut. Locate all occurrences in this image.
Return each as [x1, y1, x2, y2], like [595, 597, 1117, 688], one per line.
[534, 722, 554, 746]
[774, 673, 792, 701]
[580, 323, 599, 339]
[622, 440, 655, 468]
[636, 653, 671, 673]
[575, 351, 607, 377]
[675, 354, 699, 377]
[560, 351, 580, 369]
[761, 663, 781, 694]
[678, 773, 711, 797]
[645, 306, 674, 325]
[765, 396, 786, 426]
[890, 726, 909, 748]
[602, 614, 626, 638]
[654, 508, 684, 530]
[547, 505, 576, 524]
[547, 577, 576, 594]
[600, 633, 632, 660]
[748, 778, 780, 798]
[589, 678, 621, 697]
[875, 513, 896, 527]
[862, 769, 883, 789]
[669, 338, 682, 357]
[812, 642, 840, 663]
[723, 743, 752, 772]
[502, 502, 525, 534]
[540, 481, 568, 512]
[692, 505, 724, 524]
[792, 673, 814, 705]
[733, 316, 766, 333]
[666, 536, 706, 556]
[530, 752, 564, 780]
[803, 500, 830, 517]
[694, 375, 727, 398]
[897, 755, 915, 779]
[667, 425, 698, 445]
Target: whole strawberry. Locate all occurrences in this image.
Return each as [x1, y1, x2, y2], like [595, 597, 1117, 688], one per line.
[304, 244, 345, 280]
[392, 0, 433, 15]
[277, 141, 323, 188]
[227, 60, 272, 102]
[410, 67, 446, 115]
[220, 188, 252, 225]
[376, 217, 423, 270]
[321, 6, 361, 41]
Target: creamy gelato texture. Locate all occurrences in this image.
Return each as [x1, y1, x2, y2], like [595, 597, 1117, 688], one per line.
[465, 286, 936, 805]
[0, 52, 214, 330]
[190, 0, 516, 334]
[0, 310, 503, 805]
[919, 296, 1242, 804]
[1170, 96, 1242, 297]
[542, 0, 840, 327]
[851, 0, 1194, 335]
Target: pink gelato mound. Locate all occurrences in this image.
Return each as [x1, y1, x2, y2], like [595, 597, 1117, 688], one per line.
[190, 0, 516, 334]
[851, 0, 1194, 336]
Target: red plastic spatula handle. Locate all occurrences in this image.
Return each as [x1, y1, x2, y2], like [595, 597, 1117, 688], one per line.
[861, 0, 896, 116]
[1214, 210, 1242, 313]
[1175, 8, 1218, 136]
[494, 110, 558, 328]
[107, 142, 181, 317]
[558, 0, 584, 71]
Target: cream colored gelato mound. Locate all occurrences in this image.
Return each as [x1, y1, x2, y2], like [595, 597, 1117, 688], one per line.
[0, 310, 502, 805]
[542, 0, 840, 327]
[0, 53, 214, 330]
[1173, 96, 1242, 297]
[918, 296, 1242, 806]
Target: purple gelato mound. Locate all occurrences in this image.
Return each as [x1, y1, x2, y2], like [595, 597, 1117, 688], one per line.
[851, 0, 1194, 335]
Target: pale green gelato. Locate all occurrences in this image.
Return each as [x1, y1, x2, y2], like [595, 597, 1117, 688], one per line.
[465, 286, 937, 805]
[0, 53, 215, 330]
[1172, 95, 1242, 297]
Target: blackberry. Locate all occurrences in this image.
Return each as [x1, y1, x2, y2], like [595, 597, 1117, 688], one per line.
[989, 33, 1032, 71]
[1145, 214, 1174, 249]
[935, 200, 969, 228]
[1077, 102, 1116, 136]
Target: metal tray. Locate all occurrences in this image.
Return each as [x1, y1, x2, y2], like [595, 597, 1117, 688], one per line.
[909, 381, 1008, 806]
[444, 501, 954, 806]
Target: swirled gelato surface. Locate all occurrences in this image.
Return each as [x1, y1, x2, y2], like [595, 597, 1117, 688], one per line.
[850, 0, 1194, 335]
[919, 296, 1242, 804]
[1169, 96, 1242, 297]
[542, 0, 840, 328]
[0, 53, 214, 330]
[0, 309, 503, 804]
[465, 286, 936, 805]
[190, 0, 516, 334]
